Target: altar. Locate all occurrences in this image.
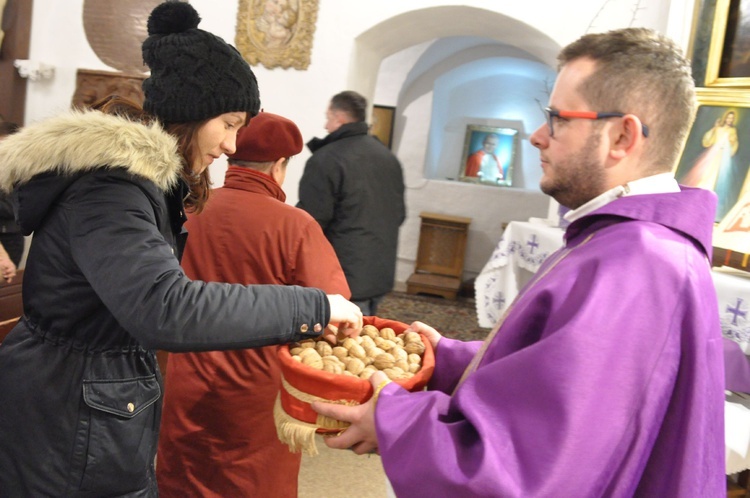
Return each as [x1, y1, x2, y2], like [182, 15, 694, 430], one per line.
[473, 219, 565, 328]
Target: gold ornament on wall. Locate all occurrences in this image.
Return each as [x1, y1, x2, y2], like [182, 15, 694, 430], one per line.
[235, 0, 319, 70]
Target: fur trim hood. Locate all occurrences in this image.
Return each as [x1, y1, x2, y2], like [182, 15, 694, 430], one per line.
[0, 110, 182, 193]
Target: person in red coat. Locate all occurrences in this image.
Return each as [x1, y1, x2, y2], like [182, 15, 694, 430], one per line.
[156, 112, 351, 497]
[464, 132, 504, 180]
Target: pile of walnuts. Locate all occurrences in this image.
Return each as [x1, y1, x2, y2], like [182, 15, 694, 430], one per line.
[290, 324, 426, 381]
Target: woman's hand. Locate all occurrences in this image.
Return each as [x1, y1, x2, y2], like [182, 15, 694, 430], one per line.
[326, 294, 363, 340]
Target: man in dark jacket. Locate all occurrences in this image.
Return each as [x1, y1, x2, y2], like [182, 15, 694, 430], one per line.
[298, 91, 406, 315]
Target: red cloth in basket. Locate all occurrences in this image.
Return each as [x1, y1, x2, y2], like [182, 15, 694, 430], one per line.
[277, 316, 435, 430]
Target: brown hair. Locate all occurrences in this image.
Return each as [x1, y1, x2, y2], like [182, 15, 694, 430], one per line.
[558, 28, 696, 173]
[0, 121, 20, 137]
[89, 95, 211, 213]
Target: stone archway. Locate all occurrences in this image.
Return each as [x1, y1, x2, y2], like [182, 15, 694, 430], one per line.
[347, 5, 560, 102]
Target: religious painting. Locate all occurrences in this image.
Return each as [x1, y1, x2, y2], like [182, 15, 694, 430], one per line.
[705, 0, 750, 86]
[459, 125, 516, 187]
[371, 105, 395, 149]
[673, 88, 750, 223]
[235, 0, 319, 70]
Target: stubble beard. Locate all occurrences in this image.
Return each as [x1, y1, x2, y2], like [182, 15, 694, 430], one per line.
[540, 133, 606, 210]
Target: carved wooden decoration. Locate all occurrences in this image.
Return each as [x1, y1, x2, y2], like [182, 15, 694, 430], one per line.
[71, 69, 145, 110]
[235, 0, 319, 70]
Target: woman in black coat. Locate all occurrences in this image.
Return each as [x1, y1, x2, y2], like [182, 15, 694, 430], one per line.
[0, 3, 361, 496]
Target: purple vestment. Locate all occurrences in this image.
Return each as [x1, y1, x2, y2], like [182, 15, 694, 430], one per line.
[376, 187, 724, 497]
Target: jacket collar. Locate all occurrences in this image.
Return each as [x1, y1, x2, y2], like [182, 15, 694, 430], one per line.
[565, 186, 717, 258]
[306, 121, 369, 153]
[0, 110, 182, 193]
[223, 166, 285, 202]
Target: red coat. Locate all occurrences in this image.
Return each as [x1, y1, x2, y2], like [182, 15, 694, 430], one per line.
[157, 166, 350, 497]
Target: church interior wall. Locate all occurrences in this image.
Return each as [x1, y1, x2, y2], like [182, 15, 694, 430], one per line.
[16, 0, 696, 288]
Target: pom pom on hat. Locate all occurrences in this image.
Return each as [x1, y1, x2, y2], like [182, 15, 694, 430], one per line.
[228, 112, 303, 163]
[142, 1, 261, 123]
[146, 1, 200, 35]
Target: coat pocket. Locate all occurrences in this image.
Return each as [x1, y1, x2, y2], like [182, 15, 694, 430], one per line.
[75, 376, 161, 493]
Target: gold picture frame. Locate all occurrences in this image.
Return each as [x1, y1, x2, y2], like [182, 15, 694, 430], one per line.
[705, 0, 750, 87]
[673, 88, 750, 222]
[235, 0, 319, 71]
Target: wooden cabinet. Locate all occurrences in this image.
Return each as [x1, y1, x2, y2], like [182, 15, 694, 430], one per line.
[406, 212, 471, 299]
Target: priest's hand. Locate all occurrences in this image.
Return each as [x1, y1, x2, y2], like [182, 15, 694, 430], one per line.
[312, 371, 390, 455]
[407, 321, 442, 349]
[326, 295, 363, 341]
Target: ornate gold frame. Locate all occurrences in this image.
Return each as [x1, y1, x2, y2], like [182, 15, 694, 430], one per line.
[235, 0, 319, 70]
[705, 0, 750, 87]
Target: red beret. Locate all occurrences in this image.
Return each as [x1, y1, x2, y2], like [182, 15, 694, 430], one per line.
[228, 111, 303, 162]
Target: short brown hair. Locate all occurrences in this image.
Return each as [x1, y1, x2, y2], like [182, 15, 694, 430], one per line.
[330, 91, 367, 123]
[559, 28, 696, 172]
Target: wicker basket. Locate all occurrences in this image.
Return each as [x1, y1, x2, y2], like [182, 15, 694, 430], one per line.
[274, 316, 435, 454]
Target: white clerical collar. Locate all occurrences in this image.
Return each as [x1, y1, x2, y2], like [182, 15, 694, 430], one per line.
[564, 173, 680, 223]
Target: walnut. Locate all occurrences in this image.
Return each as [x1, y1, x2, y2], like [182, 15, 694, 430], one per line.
[407, 353, 422, 365]
[346, 357, 365, 375]
[332, 346, 349, 360]
[300, 352, 323, 370]
[360, 335, 376, 351]
[402, 332, 421, 344]
[361, 324, 380, 339]
[290, 347, 304, 356]
[373, 353, 395, 370]
[404, 341, 425, 355]
[366, 347, 386, 359]
[395, 359, 410, 372]
[341, 338, 358, 351]
[391, 346, 408, 362]
[322, 356, 344, 374]
[379, 339, 396, 352]
[348, 344, 367, 361]
[315, 341, 333, 357]
[379, 327, 397, 341]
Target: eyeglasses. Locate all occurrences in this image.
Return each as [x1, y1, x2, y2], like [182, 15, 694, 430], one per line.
[543, 107, 649, 138]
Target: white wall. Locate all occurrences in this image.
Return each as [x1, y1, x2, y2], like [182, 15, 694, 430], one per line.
[19, 0, 696, 286]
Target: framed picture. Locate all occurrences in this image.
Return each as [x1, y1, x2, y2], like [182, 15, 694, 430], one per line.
[673, 88, 750, 222]
[705, 0, 750, 86]
[235, 0, 320, 70]
[459, 125, 517, 187]
[371, 105, 395, 149]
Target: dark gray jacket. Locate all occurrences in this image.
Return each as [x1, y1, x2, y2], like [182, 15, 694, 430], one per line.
[0, 111, 329, 496]
[298, 122, 406, 300]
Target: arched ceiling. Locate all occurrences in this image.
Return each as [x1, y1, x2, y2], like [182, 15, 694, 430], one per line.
[349, 6, 561, 100]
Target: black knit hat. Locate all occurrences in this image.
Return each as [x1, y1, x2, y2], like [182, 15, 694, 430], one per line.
[142, 1, 261, 123]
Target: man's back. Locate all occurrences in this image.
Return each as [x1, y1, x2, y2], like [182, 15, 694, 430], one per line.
[298, 121, 406, 302]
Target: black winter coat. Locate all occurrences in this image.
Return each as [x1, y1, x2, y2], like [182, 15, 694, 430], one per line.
[297, 122, 406, 300]
[0, 111, 330, 496]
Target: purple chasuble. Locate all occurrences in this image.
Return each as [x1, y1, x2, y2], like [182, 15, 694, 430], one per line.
[376, 187, 724, 497]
